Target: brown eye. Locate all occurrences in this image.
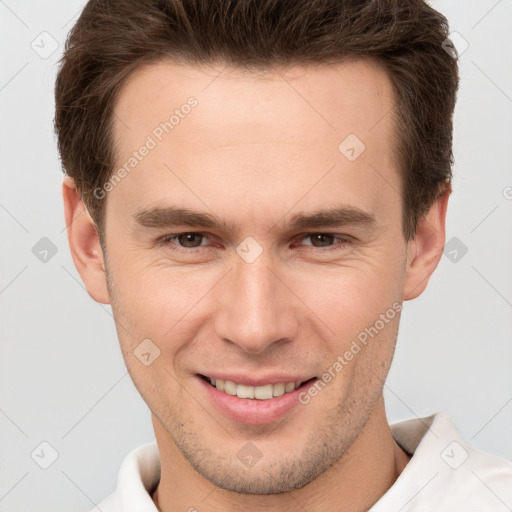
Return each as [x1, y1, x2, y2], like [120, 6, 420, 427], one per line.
[176, 233, 205, 248]
[160, 232, 209, 250]
[296, 233, 353, 253]
[307, 234, 336, 247]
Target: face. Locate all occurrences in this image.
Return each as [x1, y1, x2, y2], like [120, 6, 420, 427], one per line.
[69, 59, 442, 494]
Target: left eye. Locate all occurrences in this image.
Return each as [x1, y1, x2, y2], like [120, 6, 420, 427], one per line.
[300, 233, 340, 248]
[161, 233, 208, 248]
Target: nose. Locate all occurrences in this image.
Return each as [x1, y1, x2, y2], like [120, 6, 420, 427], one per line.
[213, 248, 298, 355]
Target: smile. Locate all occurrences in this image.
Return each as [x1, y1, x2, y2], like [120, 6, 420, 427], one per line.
[204, 376, 305, 400]
[197, 374, 319, 424]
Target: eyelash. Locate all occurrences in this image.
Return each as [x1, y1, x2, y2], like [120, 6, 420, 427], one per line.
[158, 232, 353, 254]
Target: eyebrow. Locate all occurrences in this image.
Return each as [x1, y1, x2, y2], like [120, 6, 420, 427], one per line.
[132, 205, 375, 233]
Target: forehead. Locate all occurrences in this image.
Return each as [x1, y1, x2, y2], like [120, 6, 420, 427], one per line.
[109, 59, 400, 230]
[114, 58, 396, 142]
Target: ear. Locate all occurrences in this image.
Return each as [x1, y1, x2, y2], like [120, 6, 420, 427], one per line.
[62, 176, 110, 304]
[402, 185, 451, 301]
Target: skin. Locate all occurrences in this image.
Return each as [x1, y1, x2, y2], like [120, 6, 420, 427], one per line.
[63, 59, 449, 511]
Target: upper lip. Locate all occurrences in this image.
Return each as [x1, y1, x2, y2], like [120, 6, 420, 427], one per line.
[198, 373, 316, 387]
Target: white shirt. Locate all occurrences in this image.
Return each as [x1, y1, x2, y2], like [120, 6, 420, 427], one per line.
[91, 411, 512, 511]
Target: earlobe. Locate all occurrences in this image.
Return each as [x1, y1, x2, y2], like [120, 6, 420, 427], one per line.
[62, 176, 111, 304]
[402, 186, 451, 301]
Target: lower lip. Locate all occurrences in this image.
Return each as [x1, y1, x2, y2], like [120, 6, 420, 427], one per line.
[197, 376, 317, 425]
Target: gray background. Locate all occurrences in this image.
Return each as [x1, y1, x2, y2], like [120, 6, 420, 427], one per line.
[1, 1, 511, 510]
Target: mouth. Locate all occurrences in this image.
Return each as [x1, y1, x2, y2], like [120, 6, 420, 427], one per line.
[198, 374, 317, 400]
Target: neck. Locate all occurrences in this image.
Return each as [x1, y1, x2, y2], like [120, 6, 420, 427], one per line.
[152, 397, 411, 512]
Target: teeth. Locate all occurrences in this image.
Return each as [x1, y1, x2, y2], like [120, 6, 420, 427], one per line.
[254, 384, 273, 399]
[273, 382, 285, 396]
[285, 382, 295, 393]
[223, 380, 237, 396]
[210, 378, 303, 400]
[237, 384, 255, 399]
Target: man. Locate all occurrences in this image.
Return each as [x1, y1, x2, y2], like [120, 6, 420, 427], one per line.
[55, 0, 512, 510]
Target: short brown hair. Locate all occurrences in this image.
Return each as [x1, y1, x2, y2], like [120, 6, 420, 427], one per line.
[55, 0, 459, 241]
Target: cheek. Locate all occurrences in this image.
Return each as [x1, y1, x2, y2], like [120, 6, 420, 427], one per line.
[287, 258, 404, 340]
[108, 255, 220, 344]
